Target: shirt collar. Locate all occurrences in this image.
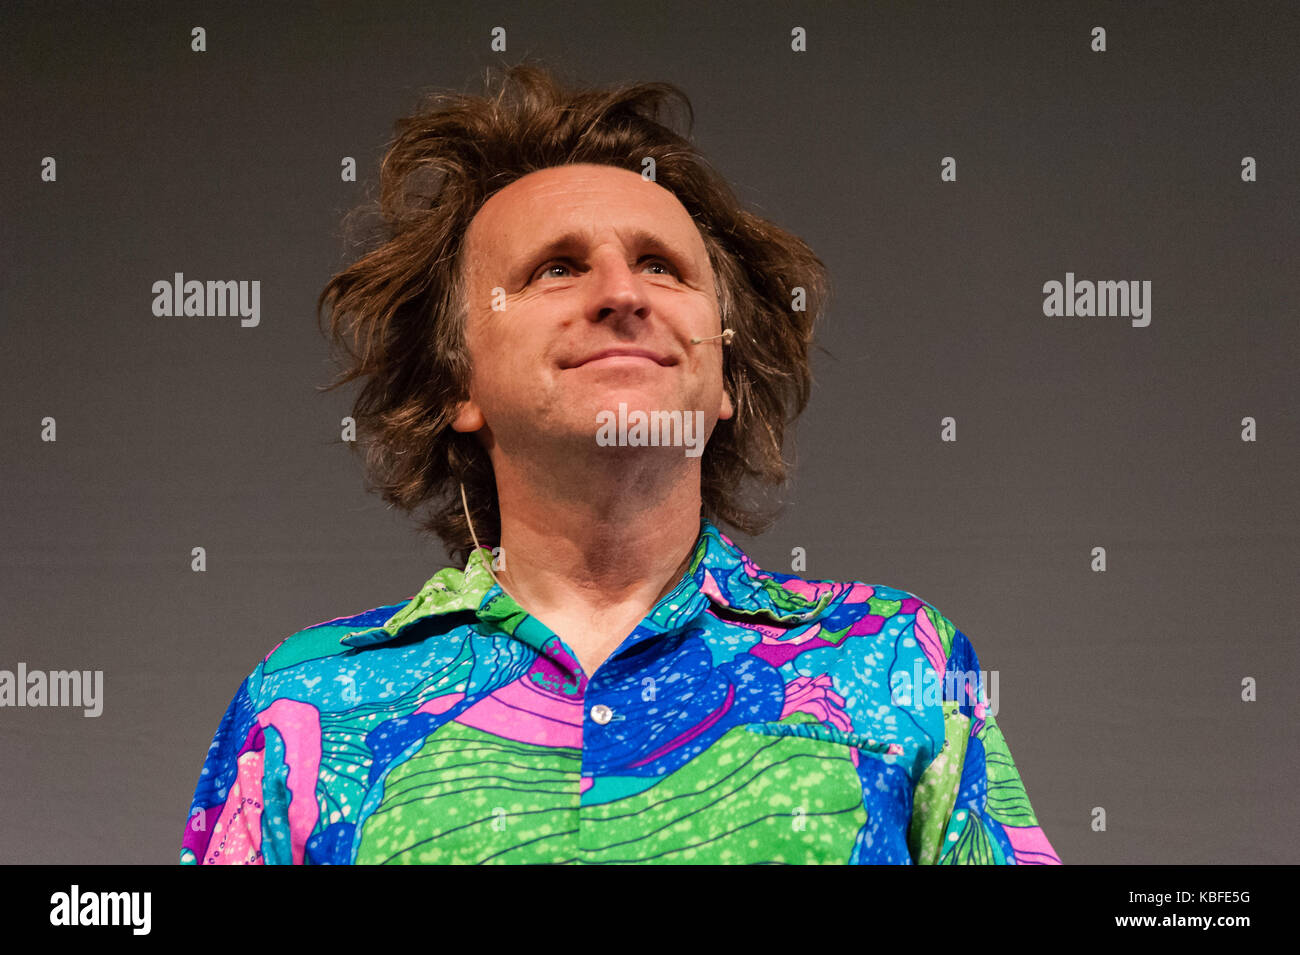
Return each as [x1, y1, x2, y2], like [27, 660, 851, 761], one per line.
[339, 518, 835, 650]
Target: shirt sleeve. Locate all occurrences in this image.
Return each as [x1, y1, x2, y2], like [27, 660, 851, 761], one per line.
[180, 663, 279, 865]
[907, 602, 1062, 864]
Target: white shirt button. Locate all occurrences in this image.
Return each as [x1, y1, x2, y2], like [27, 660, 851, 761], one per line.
[590, 704, 614, 724]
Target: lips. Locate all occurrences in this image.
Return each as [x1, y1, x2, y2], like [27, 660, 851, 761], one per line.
[566, 348, 676, 368]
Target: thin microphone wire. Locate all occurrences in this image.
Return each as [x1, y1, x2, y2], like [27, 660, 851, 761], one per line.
[459, 480, 512, 598]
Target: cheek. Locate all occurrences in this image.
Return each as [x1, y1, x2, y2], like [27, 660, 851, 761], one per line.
[698, 359, 727, 400]
[470, 332, 554, 414]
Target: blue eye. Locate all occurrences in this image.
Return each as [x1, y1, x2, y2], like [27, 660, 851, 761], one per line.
[531, 257, 677, 283]
[533, 261, 572, 281]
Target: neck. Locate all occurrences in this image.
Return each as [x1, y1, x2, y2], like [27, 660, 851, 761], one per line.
[486, 448, 704, 620]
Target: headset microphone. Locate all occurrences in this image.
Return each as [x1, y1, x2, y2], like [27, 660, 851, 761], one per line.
[690, 328, 735, 345]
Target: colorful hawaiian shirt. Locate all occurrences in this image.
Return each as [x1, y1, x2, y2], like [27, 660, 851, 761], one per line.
[180, 518, 1061, 864]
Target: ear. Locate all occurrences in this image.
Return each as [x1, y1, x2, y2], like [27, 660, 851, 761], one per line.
[451, 398, 486, 433]
[718, 387, 734, 421]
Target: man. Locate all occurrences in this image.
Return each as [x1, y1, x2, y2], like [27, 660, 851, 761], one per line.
[180, 63, 1060, 864]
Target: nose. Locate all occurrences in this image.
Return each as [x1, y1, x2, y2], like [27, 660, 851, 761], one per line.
[588, 248, 650, 326]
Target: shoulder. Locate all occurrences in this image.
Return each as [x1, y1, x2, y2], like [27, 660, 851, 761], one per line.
[761, 566, 972, 673]
[236, 599, 412, 708]
[262, 602, 406, 672]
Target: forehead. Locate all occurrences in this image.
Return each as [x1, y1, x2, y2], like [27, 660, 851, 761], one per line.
[464, 163, 706, 266]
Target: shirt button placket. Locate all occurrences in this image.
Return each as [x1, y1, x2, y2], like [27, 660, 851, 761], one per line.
[582, 701, 614, 862]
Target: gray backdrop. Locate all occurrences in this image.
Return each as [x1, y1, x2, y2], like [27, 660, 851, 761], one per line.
[2, 0, 1296, 864]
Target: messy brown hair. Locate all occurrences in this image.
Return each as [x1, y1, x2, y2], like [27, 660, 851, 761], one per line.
[317, 62, 828, 565]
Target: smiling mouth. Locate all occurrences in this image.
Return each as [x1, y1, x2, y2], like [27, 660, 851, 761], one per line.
[580, 354, 662, 366]
[566, 349, 677, 369]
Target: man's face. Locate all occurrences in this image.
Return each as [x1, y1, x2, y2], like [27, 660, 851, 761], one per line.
[452, 163, 734, 458]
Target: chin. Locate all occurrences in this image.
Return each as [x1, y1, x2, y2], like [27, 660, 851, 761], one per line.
[576, 387, 680, 417]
